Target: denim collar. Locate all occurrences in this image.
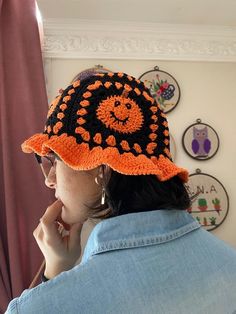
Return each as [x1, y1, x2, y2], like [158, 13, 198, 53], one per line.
[81, 209, 201, 265]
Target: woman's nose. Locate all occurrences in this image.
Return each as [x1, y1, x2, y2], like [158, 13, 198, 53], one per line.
[44, 167, 56, 189]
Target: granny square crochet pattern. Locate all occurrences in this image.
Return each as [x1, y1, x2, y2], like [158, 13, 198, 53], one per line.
[21, 72, 188, 182]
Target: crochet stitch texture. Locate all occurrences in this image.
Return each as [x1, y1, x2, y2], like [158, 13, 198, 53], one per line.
[21, 72, 188, 182]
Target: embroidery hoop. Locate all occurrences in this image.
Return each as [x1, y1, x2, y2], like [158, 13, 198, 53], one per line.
[139, 66, 181, 114]
[186, 168, 229, 231]
[182, 119, 220, 161]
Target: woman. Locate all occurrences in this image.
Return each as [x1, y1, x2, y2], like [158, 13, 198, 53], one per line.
[5, 71, 236, 314]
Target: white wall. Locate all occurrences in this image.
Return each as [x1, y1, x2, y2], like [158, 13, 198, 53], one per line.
[44, 58, 236, 253]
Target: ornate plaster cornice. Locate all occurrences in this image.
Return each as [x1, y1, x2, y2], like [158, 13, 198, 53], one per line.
[42, 19, 236, 62]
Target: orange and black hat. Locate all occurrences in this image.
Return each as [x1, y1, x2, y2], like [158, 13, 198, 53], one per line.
[21, 72, 189, 182]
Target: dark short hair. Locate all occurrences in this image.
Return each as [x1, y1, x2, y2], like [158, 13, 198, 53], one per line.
[88, 169, 191, 220]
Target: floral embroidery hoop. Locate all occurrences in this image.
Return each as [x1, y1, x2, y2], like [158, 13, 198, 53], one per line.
[186, 169, 229, 231]
[139, 66, 180, 113]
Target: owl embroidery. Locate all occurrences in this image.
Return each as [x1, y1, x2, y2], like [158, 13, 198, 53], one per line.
[192, 126, 211, 157]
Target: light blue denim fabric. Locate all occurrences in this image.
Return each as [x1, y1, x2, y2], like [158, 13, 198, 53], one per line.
[5, 209, 236, 314]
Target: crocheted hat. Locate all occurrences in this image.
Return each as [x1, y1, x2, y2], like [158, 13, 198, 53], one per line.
[21, 72, 189, 182]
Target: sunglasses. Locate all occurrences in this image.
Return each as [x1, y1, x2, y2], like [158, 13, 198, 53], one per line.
[34, 153, 60, 178]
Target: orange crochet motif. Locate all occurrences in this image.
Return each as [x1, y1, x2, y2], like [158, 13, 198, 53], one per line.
[83, 91, 92, 98]
[96, 95, 144, 134]
[21, 72, 189, 183]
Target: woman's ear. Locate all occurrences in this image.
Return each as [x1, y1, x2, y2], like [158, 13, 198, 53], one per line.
[95, 165, 112, 186]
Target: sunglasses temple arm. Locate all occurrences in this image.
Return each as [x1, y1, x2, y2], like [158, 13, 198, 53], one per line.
[39, 164, 47, 178]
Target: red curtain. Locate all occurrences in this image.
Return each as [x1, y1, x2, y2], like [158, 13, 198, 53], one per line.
[0, 0, 53, 312]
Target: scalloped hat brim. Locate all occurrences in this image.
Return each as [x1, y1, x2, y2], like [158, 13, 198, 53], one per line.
[21, 133, 189, 182]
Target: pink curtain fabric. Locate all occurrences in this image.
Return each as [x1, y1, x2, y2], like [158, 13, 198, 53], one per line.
[0, 0, 54, 312]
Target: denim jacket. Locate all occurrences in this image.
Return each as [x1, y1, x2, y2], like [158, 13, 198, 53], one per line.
[5, 209, 236, 314]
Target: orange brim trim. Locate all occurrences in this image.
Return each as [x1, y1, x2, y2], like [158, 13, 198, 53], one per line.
[21, 133, 189, 182]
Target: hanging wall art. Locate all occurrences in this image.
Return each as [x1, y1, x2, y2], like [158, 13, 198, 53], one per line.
[182, 119, 220, 160]
[139, 66, 180, 113]
[70, 65, 113, 82]
[186, 169, 229, 231]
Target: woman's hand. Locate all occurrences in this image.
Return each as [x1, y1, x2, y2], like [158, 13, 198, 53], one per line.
[33, 199, 84, 279]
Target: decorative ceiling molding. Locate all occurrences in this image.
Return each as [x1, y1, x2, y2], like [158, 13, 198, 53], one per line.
[42, 19, 236, 62]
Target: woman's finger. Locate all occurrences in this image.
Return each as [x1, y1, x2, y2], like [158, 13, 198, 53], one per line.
[40, 199, 63, 224]
[40, 199, 64, 242]
[33, 222, 43, 239]
[56, 213, 70, 231]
